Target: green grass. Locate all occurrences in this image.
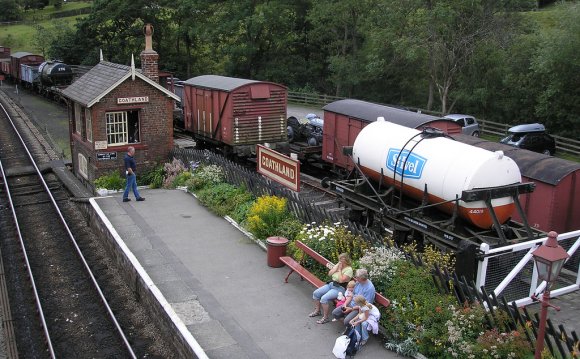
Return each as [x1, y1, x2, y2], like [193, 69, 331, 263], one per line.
[22, 1, 92, 20]
[0, 1, 91, 53]
[521, 1, 573, 29]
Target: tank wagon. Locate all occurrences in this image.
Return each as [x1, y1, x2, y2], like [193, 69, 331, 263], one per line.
[181, 75, 288, 156]
[324, 118, 545, 277]
[320, 99, 462, 173]
[38, 61, 74, 87]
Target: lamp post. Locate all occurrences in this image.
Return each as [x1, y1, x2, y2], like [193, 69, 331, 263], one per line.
[531, 231, 570, 359]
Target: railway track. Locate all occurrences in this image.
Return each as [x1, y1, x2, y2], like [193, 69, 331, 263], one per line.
[0, 98, 175, 357]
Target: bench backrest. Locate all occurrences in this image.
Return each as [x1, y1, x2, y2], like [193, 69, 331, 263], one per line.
[296, 240, 331, 267]
[295, 240, 390, 308]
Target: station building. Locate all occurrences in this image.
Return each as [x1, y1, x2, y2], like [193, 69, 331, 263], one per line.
[62, 25, 179, 189]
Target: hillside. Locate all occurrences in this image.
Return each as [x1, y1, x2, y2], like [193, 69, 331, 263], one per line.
[0, 1, 92, 53]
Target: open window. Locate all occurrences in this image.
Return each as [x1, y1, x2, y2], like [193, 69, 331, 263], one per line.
[106, 109, 140, 146]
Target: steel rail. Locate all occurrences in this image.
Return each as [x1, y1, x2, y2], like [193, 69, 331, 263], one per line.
[0, 102, 137, 359]
[0, 131, 55, 357]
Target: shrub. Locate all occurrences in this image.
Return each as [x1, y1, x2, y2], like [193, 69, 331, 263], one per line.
[197, 183, 253, 217]
[383, 260, 455, 356]
[296, 222, 369, 263]
[172, 171, 193, 188]
[358, 246, 405, 294]
[140, 165, 164, 188]
[229, 199, 255, 225]
[402, 241, 456, 272]
[94, 171, 125, 191]
[163, 158, 187, 188]
[275, 216, 304, 242]
[246, 195, 290, 240]
[292, 222, 369, 279]
[188, 164, 225, 191]
[474, 327, 532, 359]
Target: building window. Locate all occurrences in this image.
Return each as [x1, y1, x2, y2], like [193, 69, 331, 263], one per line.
[106, 110, 140, 146]
[75, 103, 82, 134]
[85, 108, 93, 142]
[78, 153, 88, 179]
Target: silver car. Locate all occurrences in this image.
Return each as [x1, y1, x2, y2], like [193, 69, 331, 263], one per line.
[445, 114, 480, 137]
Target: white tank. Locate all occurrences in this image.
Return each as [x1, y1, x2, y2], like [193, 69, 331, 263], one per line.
[352, 119, 522, 229]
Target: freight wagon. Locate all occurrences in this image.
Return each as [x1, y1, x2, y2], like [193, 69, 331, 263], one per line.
[10, 52, 44, 82]
[454, 134, 580, 233]
[181, 75, 288, 156]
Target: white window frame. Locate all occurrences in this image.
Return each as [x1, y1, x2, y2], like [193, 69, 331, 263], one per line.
[78, 153, 88, 179]
[74, 102, 82, 134]
[85, 108, 93, 143]
[106, 111, 128, 146]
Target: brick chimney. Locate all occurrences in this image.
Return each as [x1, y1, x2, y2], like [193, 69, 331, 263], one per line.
[140, 23, 159, 83]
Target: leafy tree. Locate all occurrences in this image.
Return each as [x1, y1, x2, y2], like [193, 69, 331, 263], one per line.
[192, 0, 312, 86]
[52, 0, 63, 10]
[307, 0, 373, 97]
[454, 27, 541, 125]
[0, 0, 22, 21]
[531, 3, 580, 137]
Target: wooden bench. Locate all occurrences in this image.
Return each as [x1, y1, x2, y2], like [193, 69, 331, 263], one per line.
[279, 240, 390, 308]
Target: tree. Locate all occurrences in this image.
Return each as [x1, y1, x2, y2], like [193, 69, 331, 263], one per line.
[0, 0, 22, 21]
[307, 0, 374, 97]
[531, 3, 580, 137]
[364, 0, 525, 113]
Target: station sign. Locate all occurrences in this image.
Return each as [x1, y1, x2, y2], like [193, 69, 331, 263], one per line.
[94, 140, 108, 150]
[97, 152, 117, 161]
[117, 96, 149, 104]
[257, 145, 300, 192]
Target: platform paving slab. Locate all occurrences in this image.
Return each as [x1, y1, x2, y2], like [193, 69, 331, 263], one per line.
[94, 189, 403, 358]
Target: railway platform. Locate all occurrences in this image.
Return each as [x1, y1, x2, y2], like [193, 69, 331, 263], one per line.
[91, 189, 402, 358]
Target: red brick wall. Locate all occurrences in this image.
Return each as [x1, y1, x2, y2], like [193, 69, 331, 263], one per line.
[141, 51, 159, 83]
[70, 76, 174, 183]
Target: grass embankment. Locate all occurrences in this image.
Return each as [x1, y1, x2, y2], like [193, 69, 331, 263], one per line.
[0, 1, 91, 53]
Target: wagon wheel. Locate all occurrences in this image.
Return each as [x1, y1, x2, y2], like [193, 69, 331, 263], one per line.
[287, 126, 295, 143]
[348, 208, 374, 227]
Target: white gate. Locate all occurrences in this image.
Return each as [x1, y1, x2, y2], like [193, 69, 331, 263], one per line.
[475, 230, 580, 306]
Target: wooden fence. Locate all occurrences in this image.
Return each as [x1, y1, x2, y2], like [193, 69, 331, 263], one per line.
[287, 91, 580, 157]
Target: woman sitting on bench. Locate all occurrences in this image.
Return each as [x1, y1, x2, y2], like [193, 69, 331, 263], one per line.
[309, 253, 353, 324]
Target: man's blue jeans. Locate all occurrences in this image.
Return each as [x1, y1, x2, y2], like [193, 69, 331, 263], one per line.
[123, 173, 141, 199]
[356, 322, 369, 341]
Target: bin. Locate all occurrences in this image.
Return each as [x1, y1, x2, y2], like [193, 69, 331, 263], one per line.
[266, 236, 289, 268]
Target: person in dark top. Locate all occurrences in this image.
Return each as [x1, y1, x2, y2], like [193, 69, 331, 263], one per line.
[123, 146, 145, 202]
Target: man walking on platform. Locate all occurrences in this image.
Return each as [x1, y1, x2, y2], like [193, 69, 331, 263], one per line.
[123, 146, 145, 202]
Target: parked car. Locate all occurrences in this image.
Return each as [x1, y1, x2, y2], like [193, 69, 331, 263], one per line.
[287, 113, 323, 146]
[444, 114, 480, 136]
[500, 123, 556, 155]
